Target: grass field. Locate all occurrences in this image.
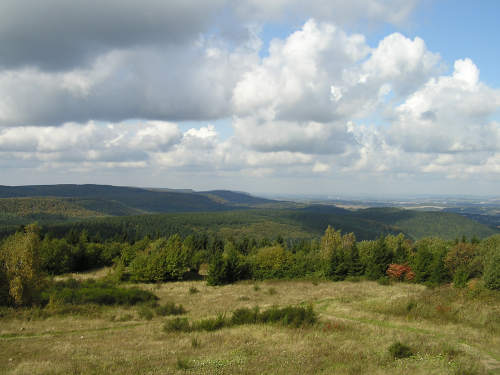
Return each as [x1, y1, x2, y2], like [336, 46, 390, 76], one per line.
[1, 275, 499, 374]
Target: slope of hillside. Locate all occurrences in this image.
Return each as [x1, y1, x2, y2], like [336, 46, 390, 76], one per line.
[0, 185, 286, 213]
[0, 197, 107, 228]
[350, 207, 498, 240]
[29, 207, 498, 244]
[0, 197, 103, 218]
[0, 184, 229, 213]
[199, 190, 276, 205]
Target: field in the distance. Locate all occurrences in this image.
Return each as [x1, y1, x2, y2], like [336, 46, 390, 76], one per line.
[1, 275, 499, 374]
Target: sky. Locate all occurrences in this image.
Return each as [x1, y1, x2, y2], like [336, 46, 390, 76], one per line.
[0, 0, 499, 197]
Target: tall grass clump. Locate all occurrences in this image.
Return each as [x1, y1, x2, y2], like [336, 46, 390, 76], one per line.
[257, 305, 317, 327]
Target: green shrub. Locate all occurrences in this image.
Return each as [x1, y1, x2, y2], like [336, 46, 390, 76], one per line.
[258, 305, 317, 327]
[192, 313, 227, 331]
[155, 302, 186, 316]
[388, 341, 413, 359]
[163, 317, 191, 333]
[232, 305, 316, 327]
[231, 306, 259, 325]
[41, 279, 158, 306]
[163, 305, 317, 333]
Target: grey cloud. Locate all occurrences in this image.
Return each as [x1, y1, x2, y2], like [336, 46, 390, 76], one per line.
[420, 110, 436, 121]
[233, 117, 356, 155]
[0, 0, 226, 70]
[0, 43, 256, 126]
[0, 0, 420, 72]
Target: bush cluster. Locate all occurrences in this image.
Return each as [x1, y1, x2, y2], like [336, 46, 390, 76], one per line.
[40, 279, 158, 306]
[163, 305, 317, 333]
[388, 341, 413, 359]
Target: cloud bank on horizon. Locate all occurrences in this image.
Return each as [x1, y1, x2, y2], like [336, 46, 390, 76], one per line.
[0, 0, 499, 195]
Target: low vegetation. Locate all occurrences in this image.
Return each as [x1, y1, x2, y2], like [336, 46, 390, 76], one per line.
[40, 279, 158, 306]
[163, 305, 316, 333]
[0, 277, 498, 374]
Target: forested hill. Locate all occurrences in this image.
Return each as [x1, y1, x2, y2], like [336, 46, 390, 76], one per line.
[199, 190, 276, 205]
[31, 207, 498, 244]
[350, 207, 497, 240]
[0, 184, 278, 214]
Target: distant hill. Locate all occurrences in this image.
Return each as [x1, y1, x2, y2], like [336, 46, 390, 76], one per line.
[0, 185, 497, 242]
[199, 190, 277, 205]
[0, 185, 286, 224]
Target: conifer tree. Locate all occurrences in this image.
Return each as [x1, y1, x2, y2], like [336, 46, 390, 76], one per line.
[429, 249, 449, 284]
[348, 243, 365, 276]
[206, 250, 229, 285]
[366, 236, 393, 280]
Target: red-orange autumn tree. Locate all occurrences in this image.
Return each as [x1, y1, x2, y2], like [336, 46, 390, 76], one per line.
[386, 263, 415, 281]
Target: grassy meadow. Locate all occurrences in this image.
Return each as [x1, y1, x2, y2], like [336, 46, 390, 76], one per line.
[1, 272, 499, 374]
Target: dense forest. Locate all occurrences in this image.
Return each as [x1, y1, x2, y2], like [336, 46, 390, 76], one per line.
[1, 206, 497, 244]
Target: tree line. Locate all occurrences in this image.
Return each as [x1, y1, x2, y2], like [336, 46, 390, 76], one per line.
[1, 224, 499, 306]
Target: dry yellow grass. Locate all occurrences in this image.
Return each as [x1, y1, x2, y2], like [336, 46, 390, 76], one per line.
[1, 278, 499, 374]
